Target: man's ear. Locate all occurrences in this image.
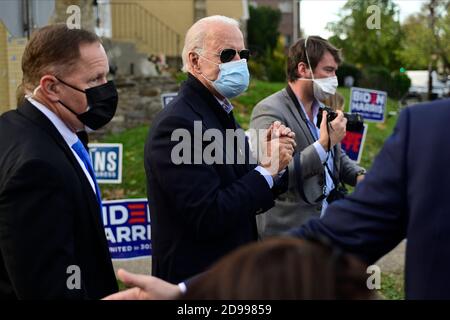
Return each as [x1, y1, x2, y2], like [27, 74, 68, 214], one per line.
[188, 51, 201, 73]
[39, 75, 60, 102]
[297, 62, 312, 79]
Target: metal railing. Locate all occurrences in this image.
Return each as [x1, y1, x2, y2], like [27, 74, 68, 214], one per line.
[106, 1, 181, 57]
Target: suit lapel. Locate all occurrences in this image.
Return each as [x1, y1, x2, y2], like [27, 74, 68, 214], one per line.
[17, 101, 107, 242]
[282, 87, 316, 145]
[182, 75, 241, 167]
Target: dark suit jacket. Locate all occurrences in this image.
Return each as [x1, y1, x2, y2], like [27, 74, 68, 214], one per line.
[145, 74, 286, 283]
[0, 101, 118, 299]
[291, 98, 450, 299]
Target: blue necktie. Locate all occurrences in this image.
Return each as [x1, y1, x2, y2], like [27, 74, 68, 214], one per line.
[71, 139, 102, 209]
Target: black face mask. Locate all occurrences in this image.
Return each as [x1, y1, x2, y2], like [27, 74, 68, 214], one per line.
[56, 77, 118, 130]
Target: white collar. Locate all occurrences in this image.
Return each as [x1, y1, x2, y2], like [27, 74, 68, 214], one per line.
[214, 96, 234, 114]
[27, 97, 79, 147]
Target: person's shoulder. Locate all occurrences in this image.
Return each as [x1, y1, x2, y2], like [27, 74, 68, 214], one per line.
[253, 88, 287, 112]
[0, 108, 21, 126]
[148, 98, 198, 142]
[0, 112, 65, 162]
[410, 98, 449, 113]
[257, 88, 286, 106]
[403, 98, 450, 124]
[0, 108, 40, 144]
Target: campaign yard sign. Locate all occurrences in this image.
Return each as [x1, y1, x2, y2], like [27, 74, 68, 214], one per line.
[341, 124, 368, 164]
[350, 87, 387, 123]
[88, 143, 122, 184]
[161, 92, 178, 108]
[102, 199, 151, 260]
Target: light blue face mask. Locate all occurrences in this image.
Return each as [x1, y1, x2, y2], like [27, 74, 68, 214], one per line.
[200, 57, 250, 99]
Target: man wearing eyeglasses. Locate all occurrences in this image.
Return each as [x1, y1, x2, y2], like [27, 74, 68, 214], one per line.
[143, 15, 296, 284]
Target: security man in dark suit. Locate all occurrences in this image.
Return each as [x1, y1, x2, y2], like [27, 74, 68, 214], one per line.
[145, 15, 296, 284]
[0, 24, 118, 299]
[291, 98, 450, 299]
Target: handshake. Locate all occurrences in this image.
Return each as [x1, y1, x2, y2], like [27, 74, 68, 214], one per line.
[258, 121, 296, 177]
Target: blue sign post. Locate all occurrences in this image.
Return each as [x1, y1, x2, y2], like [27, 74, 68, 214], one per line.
[102, 199, 151, 260]
[88, 143, 123, 184]
[350, 87, 387, 123]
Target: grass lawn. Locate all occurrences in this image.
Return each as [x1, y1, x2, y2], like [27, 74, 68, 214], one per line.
[99, 125, 149, 199]
[231, 80, 400, 171]
[380, 272, 405, 300]
[100, 78, 404, 299]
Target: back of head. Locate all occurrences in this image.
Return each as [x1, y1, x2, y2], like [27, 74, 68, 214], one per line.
[20, 24, 101, 97]
[183, 237, 373, 300]
[181, 15, 240, 73]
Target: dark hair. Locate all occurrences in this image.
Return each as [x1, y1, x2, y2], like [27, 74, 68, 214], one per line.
[182, 237, 373, 300]
[21, 24, 101, 93]
[287, 36, 341, 82]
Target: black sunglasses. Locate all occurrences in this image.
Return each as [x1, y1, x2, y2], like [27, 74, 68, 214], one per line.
[216, 48, 251, 63]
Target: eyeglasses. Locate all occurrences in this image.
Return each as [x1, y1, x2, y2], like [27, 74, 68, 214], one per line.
[215, 48, 251, 63]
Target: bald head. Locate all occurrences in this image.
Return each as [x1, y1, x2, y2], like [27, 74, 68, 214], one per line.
[182, 15, 243, 73]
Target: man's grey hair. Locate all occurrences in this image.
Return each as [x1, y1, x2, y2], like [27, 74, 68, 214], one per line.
[181, 15, 240, 73]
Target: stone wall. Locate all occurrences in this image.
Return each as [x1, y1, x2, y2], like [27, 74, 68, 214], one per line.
[90, 74, 179, 140]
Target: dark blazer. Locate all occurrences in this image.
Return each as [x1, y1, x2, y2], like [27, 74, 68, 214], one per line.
[291, 98, 450, 299]
[0, 101, 117, 299]
[145, 74, 286, 283]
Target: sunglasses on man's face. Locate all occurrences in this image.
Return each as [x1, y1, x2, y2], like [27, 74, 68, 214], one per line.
[216, 48, 251, 63]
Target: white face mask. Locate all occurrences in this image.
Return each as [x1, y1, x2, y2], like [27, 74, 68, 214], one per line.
[299, 36, 338, 101]
[311, 76, 338, 100]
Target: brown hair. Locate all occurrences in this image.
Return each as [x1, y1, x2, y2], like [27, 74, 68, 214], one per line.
[182, 237, 373, 300]
[21, 24, 101, 93]
[287, 36, 341, 82]
[322, 92, 345, 111]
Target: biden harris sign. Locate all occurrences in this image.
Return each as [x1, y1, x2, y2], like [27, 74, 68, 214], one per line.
[102, 199, 151, 260]
[341, 124, 368, 164]
[350, 87, 387, 123]
[88, 143, 123, 184]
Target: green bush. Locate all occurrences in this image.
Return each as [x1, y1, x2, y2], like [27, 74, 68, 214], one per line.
[249, 36, 287, 83]
[248, 59, 268, 81]
[264, 54, 286, 83]
[390, 72, 411, 99]
[360, 66, 411, 99]
[336, 63, 362, 87]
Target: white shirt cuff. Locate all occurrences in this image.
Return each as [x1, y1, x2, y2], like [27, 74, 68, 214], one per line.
[254, 166, 274, 188]
[178, 282, 187, 294]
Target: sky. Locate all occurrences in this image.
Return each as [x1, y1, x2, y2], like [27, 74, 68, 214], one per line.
[300, 0, 427, 38]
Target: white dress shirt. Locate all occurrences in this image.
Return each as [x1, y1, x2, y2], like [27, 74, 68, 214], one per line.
[27, 97, 97, 194]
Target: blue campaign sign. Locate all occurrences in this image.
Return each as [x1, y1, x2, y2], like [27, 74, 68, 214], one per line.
[102, 199, 151, 260]
[88, 143, 122, 184]
[340, 124, 368, 164]
[350, 87, 387, 123]
[161, 92, 178, 108]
